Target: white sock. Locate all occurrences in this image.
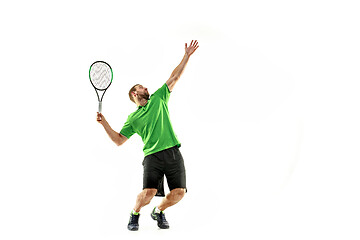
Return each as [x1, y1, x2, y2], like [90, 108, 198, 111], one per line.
[154, 206, 162, 214]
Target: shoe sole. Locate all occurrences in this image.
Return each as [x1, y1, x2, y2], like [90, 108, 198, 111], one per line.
[127, 226, 139, 231]
[159, 225, 169, 229]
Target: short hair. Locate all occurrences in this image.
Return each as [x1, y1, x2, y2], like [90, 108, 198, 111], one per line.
[128, 84, 140, 103]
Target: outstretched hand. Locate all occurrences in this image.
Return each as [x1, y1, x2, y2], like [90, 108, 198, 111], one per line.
[185, 40, 199, 57]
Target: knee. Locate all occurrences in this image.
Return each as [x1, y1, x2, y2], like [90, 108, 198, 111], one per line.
[171, 188, 186, 200]
[144, 188, 157, 198]
[141, 188, 157, 204]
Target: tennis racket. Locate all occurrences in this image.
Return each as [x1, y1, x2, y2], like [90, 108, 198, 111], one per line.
[89, 61, 113, 113]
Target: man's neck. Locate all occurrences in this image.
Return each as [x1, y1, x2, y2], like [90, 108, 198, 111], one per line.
[136, 98, 148, 107]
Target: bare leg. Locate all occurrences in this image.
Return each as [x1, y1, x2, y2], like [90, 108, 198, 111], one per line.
[158, 188, 186, 211]
[133, 188, 157, 212]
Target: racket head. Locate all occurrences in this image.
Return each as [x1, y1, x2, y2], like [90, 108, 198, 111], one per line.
[89, 61, 113, 91]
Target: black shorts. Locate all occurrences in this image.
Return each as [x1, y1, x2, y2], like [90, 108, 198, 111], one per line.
[142, 146, 186, 197]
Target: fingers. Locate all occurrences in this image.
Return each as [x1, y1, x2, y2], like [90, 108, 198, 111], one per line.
[97, 112, 102, 122]
[187, 40, 199, 50]
[189, 40, 198, 47]
[186, 40, 199, 48]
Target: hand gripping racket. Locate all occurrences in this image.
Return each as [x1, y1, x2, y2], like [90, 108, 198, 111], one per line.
[89, 61, 113, 113]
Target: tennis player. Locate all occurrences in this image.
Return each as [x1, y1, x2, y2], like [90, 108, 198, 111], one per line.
[96, 40, 199, 231]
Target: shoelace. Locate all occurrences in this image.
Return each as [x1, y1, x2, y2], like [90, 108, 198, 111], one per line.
[130, 214, 139, 223]
[159, 212, 167, 222]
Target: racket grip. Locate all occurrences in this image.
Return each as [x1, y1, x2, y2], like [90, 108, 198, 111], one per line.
[98, 101, 102, 113]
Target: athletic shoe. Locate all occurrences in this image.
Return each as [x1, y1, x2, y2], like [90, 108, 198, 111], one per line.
[128, 212, 140, 231]
[151, 207, 169, 229]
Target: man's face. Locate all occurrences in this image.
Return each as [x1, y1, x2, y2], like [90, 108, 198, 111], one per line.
[135, 85, 149, 100]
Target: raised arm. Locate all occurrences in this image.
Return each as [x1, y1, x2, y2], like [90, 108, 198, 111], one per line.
[166, 40, 199, 92]
[97, 112, 128, 146]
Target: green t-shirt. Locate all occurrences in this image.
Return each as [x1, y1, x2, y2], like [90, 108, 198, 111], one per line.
[120, 83, 181, 156]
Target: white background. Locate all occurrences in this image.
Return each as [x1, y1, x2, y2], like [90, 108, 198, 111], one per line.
[1, 0, 359, 239]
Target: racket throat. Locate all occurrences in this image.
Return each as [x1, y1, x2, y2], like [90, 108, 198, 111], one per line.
[95, 89, 106, 113]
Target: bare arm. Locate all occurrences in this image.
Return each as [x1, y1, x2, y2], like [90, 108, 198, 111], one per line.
[97, 112, 128, 146]
[166, 40, 199, 92]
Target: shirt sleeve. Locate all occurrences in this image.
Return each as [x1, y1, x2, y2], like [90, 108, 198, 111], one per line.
[119, 116, 135, 139]
[151, 83, 171, 104]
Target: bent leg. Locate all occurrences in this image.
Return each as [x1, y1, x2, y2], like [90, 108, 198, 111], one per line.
[158, 188, 186, 211]
[134, 188, 157, 212]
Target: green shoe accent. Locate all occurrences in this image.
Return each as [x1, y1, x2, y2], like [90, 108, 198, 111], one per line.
[131, 210, 139, 215]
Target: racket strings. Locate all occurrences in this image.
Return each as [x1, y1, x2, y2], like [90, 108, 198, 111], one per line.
[90, 63, 112, 90]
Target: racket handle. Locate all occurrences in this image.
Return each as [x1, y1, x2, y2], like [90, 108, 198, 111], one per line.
[98, 101, 102, 113]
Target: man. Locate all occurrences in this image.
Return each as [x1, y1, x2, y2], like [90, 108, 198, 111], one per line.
[96, 40, 199, 231]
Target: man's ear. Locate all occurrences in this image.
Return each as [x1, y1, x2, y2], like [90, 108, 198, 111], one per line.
[132, 91, 137, 97]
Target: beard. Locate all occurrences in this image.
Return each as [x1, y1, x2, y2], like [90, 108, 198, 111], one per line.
[139, 92, 150, 100]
